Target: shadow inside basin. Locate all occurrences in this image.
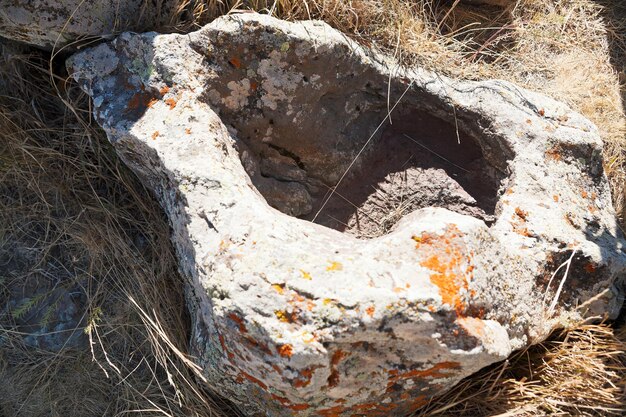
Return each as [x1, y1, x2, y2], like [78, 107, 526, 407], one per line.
[302, 109, 502, 238]
[237, 106, 503, 239]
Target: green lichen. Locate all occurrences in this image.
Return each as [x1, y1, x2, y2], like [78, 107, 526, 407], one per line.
[128, 57, 154, 81]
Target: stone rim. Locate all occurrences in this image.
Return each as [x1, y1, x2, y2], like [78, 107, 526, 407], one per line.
[67, 13, 626, 416]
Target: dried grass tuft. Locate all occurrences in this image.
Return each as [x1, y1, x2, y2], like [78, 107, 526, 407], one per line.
[418, 323, 626, 416]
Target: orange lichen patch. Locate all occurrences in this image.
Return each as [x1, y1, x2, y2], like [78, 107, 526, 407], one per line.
[582, 190, 589, 199]
[275, 310, 289, 322]
[292, 293, 306, 303]
[272, 284, 285, 294]
[278, 344, 294, 358]
[411, 233, 434, 245]
[326, 261, 343, 271]
[292, 367, 315, 388]
[300, 270, 312, 280]
[147, 97, 159, 108]
[331, 349, 347, 366]
[242, 335, 273, 356]
[270, 394, 291, 406]
[270, 394, 310, 411]
[538, 108, 545, 116]
[387, 361, 460, 387]
[585, 263, 597, 273]
[456, 316, 486, 339]
[165, 97, 177, 109]
[545, 146, 562, 161]
[228, 313, 247, 333]
[284, 291, 317, 317]
[151, 131, 159, 140]
[184, 127, 192, 135]
[288, 403, 310, 411]
[218, 333, 235, 360]
[513, 225, 532, 237]
[427, 261, 465, 313]
[240, 371, 267, 390]
[406, 395, 428, 413]
[591, 192, 597, 200]
[229, 57, 242, 69]
[218, 333, 226, 352]
[126, 91, 154, 111]
[553, 195, 559, 202]
[250, 80, 258, 91]
[275, 310, 297, 323]
[159, 85, 170, 95]
[365, 306, 375, 317]
[393, 286, 406, 293]
[328, 349, 348, 388]
[588, 205, 598, 214]
[526, 119, 532, 125]
[506, 188, 514, 195]
[414, 225, 472, 316]
[319, 405, 346, 417]
[514, 207, 528, 221]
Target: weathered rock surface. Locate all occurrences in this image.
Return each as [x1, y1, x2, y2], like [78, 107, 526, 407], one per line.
[0, 0, 180, 50]
[68, 14, 626, 416]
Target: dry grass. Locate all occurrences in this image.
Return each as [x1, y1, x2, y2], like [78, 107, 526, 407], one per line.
[0, 44, 237, 417]
[1, 0, 625, 416]
[418, 323, 626, 416]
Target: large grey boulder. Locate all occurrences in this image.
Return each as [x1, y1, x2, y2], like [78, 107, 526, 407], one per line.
[67, 14, 626, 416]
[0, 0, 180, 50]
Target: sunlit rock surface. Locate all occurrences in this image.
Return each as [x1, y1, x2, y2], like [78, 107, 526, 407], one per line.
[68, 14, 626, 416]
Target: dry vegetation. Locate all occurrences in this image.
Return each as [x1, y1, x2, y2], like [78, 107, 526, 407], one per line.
[0, 43, 237, 416]
[1, 0, 625, 416]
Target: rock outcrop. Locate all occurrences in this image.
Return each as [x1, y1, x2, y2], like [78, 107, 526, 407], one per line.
[0, 0, 180, 50]
[68, 14, 626, 416]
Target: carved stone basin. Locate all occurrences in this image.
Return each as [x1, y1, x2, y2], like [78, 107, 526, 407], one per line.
[68, 14, 626, 416]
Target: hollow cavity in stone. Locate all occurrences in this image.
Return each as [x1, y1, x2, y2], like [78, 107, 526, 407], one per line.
[234, 106, 501, 238]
